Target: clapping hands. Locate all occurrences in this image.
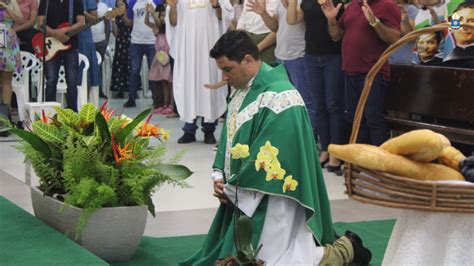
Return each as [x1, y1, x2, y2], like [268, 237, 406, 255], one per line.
[247, 0, 266, 16]
[360, 0, 377, 24]
[146, 2, 154, 13]
[320, 0, 342, 20]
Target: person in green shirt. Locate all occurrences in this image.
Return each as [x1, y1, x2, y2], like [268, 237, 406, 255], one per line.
[180, 30, 372, 265]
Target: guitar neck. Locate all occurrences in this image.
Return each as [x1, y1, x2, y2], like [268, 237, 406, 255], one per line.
[66, 17, 106, 38]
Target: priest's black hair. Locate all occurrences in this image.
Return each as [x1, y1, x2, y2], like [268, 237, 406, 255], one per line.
[210, 30, 260, 62]
[455, 2, 474, 11]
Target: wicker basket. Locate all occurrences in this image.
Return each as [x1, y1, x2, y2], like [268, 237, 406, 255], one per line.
[345, 22, 474, 213]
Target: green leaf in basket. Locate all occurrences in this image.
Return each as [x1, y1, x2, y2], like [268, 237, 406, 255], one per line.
[153, 164, 193, 181]
[95, 111, 111, 143]
[9, 128, 52, 158]
[146, 195, 156, 217]
[235, 215, 252, 251]
[32, 121, 65, 144]
[79, 103, 97, 124]
[54, 107, 81, 127]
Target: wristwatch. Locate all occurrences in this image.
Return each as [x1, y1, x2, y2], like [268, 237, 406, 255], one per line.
[370, 17, 380, 27]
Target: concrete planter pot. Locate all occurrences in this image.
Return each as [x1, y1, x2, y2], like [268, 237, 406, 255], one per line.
[30, 186, 147, 262]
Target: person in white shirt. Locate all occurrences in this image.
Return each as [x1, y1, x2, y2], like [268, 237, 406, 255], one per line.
[122, 0, 161, 107]
[220, 0, 278, 63]
[247, 0, 316, 138]
[91, 0, 110, 99]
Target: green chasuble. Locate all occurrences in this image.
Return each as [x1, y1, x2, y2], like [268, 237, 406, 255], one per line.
[179, 63, 335, 265]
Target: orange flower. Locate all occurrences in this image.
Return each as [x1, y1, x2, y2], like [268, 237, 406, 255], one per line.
[100, 100, 115, 121]
[134, 112, 169, 140]
[41, 110, 49, 124]
[136, 122, 160, 137]
[112, 142, 134, 165]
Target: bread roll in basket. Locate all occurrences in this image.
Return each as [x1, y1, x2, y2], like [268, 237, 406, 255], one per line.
[341, 22, 474, 213]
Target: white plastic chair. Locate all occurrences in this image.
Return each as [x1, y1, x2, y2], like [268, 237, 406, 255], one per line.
[103, 46, 114, 98]
[30, 56, 43, 101]
[87, 51, 102, 108]
[12, 51, 37, 122]
[140, 55, 150, 98]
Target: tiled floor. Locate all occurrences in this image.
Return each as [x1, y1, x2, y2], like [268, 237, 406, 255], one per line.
[0, 98, 400, 237]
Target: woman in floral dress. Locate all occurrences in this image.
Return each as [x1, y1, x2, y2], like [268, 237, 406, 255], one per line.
[0, 0, 23, 116]
[110, 0, 131, 99]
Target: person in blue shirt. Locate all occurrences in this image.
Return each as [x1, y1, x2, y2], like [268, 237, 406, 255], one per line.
[122, 0, 162, 107]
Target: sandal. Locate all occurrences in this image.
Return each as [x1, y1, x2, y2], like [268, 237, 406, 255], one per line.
[154, 107, 164, 114]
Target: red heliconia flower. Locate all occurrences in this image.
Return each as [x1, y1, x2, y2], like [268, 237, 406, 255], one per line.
[41, 110, 48, 124]
[100, 100, 116, 122]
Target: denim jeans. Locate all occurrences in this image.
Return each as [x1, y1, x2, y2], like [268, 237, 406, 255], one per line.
[305, 54, 346, 151]
[345, 73, 389, 146]
[45, 49, 79, 112]
[283, 57, 316, 130]
[183, 117, 217, 135]
[128, 43, 155, 101]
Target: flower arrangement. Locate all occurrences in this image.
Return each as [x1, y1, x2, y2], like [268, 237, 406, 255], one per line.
[231, 141, 298, 194]
[7, 102, 192, 236]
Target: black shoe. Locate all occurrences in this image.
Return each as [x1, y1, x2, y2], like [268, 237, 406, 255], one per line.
[204, 133, 216, 144]
[178, 133, 196, 144]
[123, 99, 136, 108]
[345, 230, 372, 265]
[114, 92, 125, 99]
[99, 91, 108, 99]
[320, 158, 329, 168]
[327, 164, 343, 176]
[15, 121, 23, 129]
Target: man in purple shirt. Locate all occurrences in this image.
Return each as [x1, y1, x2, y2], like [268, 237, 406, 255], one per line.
[321, 0, 400, 145]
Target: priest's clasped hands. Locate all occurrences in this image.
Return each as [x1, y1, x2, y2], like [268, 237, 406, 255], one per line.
[213, 179, 231, 205]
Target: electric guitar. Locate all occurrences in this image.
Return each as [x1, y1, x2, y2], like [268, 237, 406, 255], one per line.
[32, 6, 125, 62]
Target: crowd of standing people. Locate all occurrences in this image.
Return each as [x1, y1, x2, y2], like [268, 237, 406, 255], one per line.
[0, 0, 473, 168]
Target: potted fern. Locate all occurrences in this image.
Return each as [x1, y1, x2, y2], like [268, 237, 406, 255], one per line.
[6, 102, 192, 262]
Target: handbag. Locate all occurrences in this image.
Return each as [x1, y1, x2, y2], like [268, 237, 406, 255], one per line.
[155, 50, 169, 66]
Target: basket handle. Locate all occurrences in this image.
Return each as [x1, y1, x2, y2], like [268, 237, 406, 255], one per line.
[348, 22, 460, 144]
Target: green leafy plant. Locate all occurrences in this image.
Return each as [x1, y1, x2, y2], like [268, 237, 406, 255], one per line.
[235, 215, 263, 265]
[7, 102, 192, 237]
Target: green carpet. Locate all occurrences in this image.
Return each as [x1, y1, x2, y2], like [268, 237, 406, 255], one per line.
[0, 196, 395, 266]
[0, 196, 107, 266]
[113, 219, 395, 266]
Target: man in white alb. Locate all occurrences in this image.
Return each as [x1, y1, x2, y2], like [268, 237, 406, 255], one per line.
[167, 0, 228, 144]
